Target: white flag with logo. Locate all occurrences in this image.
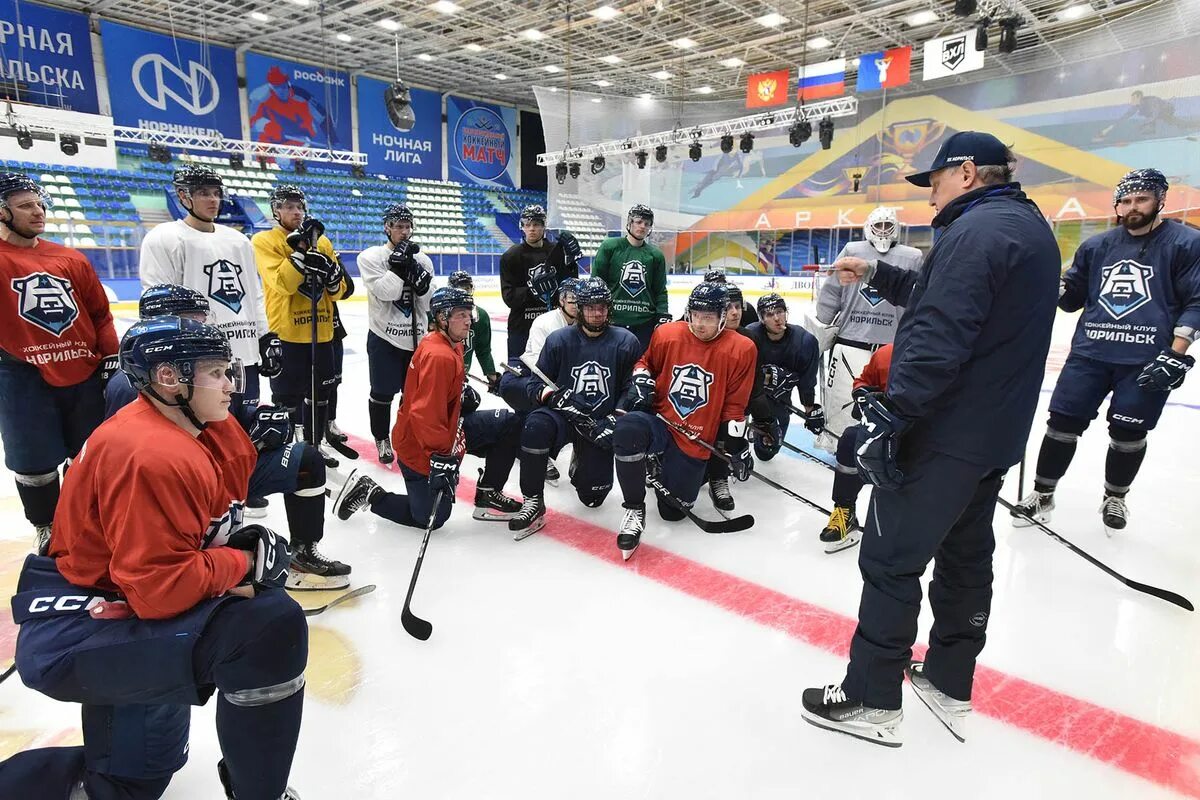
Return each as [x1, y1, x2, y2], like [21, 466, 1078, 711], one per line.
[922, 31, 985, 80]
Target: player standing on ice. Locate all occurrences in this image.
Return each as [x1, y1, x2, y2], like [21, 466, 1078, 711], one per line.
[591, 204, 670, 352]
[813, 207, 922, 453]
[508, 277, 642, 538]
[357, 203, 435, 464]
[1014, 168, 1200, 535]
[447, 270, 501, 393]
[801, 131, 1060, 746]
[612, 282, 756, 559]
[335, 287, 524, 528]
[0, 316, 305, 800]
[0, 173, 118, 554]
[499, 204, 581, 359]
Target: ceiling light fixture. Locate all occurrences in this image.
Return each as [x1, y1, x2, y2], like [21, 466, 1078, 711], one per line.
[754, 12, 787, 28]
[808, 36, 832, 49]
[719, 57, 745, 68]
[904, 10, 939, 26]
[600, 55, 623, 64]
[522, 28, 546, 41]
[590, 5, 621, 20]
[651, 70, 673, 81]
[672, 37, 697, 49]
[376, 19, 402, 31]
[430, 0, 460, 13]
[250, 11, 270, 22]
[336, 33, 353, 42]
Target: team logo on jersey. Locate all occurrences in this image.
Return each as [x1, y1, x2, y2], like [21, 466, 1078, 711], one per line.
[620, 259, 647, 298]
[11, 273, 79, 336]
[668, 363, 714, 418]
[393, 286, 414, 318]
[858, 284, 886, 307]
[1098, 259, 1154, 320]
[570, 360, 612, 410]
[203, 259, 245, 314]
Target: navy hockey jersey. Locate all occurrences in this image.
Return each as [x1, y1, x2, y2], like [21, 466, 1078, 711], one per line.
[529, 324, 642, 415]
[742, 322, 821, 405]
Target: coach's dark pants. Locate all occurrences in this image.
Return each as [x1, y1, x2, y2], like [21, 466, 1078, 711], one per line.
[842, 447, 1003, 710]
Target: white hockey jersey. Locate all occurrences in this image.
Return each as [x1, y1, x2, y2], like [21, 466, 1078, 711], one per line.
[520, 307, 573, 365]
[816, 240, 923, 345]
[357, 243, 434, 351]
[139, 220, 268, 366]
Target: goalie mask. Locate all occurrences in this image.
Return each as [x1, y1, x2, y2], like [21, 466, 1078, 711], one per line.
[864, 207, 898, 254]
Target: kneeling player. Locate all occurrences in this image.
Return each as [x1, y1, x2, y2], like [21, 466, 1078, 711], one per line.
[510, 277, 641, 538]
[0, 316, 305, 800]
[335, 287, 523, 528]
[108, 284, 351, 588]
[612, 283, 756, 559]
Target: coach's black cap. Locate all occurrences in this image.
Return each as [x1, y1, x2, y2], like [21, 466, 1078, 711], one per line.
[905, 131, 1010, 188]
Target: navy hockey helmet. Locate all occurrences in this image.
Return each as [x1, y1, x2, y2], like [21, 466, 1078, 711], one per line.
[574, 276, 612, 333]
[0, 172, 51, 211]
[520, 204, 547, 224]
[383, 203, 415, 226]
[703, 269, 727, 283]
[173, 164, 224, 194]
[448, 270, 474, 292]
[269, 184, 307, 211]
[1113, 168, 1169, 206]
[756, 292, 787, 317]
[430, 286, 475, 323]
[626, 203, 654, 239]
[687, 281, 728, 315]
[139, 284, 211, 321]
[724, 283, 744, 306]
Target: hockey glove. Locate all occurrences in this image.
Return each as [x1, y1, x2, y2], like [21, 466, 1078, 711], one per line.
[655, 314, 673, 329]
[323, 256, 345, 290]
[802, 404, 826, 434]
[528, 264, 558, 307]
[542, 386, 595, 431]
[258, 332, 283, 378]
[1136, 348, 1195, 392]
[558, 231, 582, 266]
[285, 217, 325, 253]
[461, 382, 481, 415]
[750, 416, 783, 456]
[248, 404, 294, 452]
[720, 419, 753, 482]
[226, 524, 291, 591]
[850, 386, 878, 421]
[761, 364, 800, 403]
[428, 452, 461, 497]
[589, 413, 617, 451]
[625, 372, 656, 412]
[486, 372, 502, 395]
[289, 249, 337, 284]
[98, 354, 121, 388]
[854, 392, 911, 491]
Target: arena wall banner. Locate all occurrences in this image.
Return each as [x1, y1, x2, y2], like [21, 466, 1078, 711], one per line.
[446, 95, 518, 188]
[0, 0, 98, 113]
[244, 51, 351, 151]
[99, 21, 240, 139]
[355, 75, 442, 180]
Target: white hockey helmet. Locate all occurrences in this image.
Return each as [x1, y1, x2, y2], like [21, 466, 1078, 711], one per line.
[864, 207, 898, 254]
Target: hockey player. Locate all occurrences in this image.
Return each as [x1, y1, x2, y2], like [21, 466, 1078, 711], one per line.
[612, 282, 756, 559]
[591, 204, 670, 351]
[820, 343, 894, 554]
[107, 284, 351, 588]
[448, 270, 501, 393]
[334, 287, 523, 529]
[704, 269, 759, 325]
[509, 277, 642, 538]
[357, 203, 435, 463]
[813, 206, 922, 453]
[499, 204, 580, 359]
[1014, 168, 1200, 534]
[252, 184, 349, 462]
[0, 316, 305, 800]
[0, 173, 118, 554]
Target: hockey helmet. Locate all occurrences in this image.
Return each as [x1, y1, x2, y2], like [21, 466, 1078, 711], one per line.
[864, 207, 898, 254]
[448, 270, 474, 292]
[139, 284, 211, 321]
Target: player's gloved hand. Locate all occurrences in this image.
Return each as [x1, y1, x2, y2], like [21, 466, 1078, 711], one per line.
[558, 231, 582, 266]
[761, 364, 800, 402]
[802, 403, 826, 434]
[388, 246, 431, 295]
[1136, 348, 1195, 392]
[588, 413, 617, 451]
[258, 332, 283, 378]
[285, 217, 325, 252]
[461, 382, 481, 414]
[854, 392, 911, 491]
[98, 354, 121, 388]
[323, 256, 345, 290]
[226, 524, 291, 591]
[248, 404, 294, 452]
[850, 386, 877, 422]
[428, 452, 461, 498]
[528, 264, 558, 306]
[750, 416, 783, 452]
[289, 249, 337, 284]
[541, 386, 594, 428]
[486, 372, 502, 394]
[655, 314, 673, 329]
[721, 419, 753, 481]
[625, 372, 656, 412]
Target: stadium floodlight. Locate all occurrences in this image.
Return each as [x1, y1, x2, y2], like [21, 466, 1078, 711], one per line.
[720, 135, 734, 153]
[954, 0, 977, 16]
[654, 144, 668, 163]
[998, 18, 1018, 53]
[818, 117, 834, 150]
[59, 134, 79, 156]
[788, 120, 812, 146]
[555, 162, 568, 184]
[739, 132, 754, 153]
[590, 155, 605, 174]
[635, 150, 648, 169]
[16, 127, 33, 150]
[689, 142, 702, 161]
[975, 17, 990, 50]
[568, 161, 581, 179]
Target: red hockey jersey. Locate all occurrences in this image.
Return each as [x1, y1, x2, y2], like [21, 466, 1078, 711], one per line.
[638, 321, 757, 460]
[393, 331, 465, 476]
[0, 238, 118, 386]
[853, 344, 894, 392]
[52, 396, 257, 620]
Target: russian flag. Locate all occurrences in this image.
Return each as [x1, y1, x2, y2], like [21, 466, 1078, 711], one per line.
[797, 59, 846, 100]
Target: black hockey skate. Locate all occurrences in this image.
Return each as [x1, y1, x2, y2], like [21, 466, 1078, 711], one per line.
[473, 485, 522, 521]
[288, 542, 351, 591]
[333, 471, 380, 521]
[819, 505, 861, 554]
[800, 684, 902, 748]
[509, 495, 547, 541]
[708, 478, 735, 512]
[617, 504, 645, 561]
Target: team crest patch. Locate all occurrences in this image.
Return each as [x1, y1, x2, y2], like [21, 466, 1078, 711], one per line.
[1098, 259, 1154, 320]
[393, 286, 414, 318]
[11, 273, 78, 336]
[858, 284, 886, 307]
[570, 360, 612, 410]
[668, 363, 714, 418]
[203, 259, 246, 313]
[620, 259, 647, 298]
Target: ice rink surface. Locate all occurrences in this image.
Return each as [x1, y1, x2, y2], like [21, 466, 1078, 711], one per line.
[1, 289, 1198, 799]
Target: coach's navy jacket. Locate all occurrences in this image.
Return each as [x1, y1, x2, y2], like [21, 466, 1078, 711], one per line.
[867, 183, 1060, 468]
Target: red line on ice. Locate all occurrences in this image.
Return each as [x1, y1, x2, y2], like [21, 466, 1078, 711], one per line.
[341, 433, 1200, 797]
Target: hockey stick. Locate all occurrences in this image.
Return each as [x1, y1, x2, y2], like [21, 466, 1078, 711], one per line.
[402, 489, 445, 640]
[997, 496, 1193, 611]
[302, 583, 377, 617]
[0, 662, 14, 685]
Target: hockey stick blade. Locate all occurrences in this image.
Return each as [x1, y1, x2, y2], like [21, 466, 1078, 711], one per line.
[644, 471, 753, 533]
[303, 584, 377, 617]
[402, 487, 449, 640]
[325, 436, 359, 460]
[997, 497, 1193, 612]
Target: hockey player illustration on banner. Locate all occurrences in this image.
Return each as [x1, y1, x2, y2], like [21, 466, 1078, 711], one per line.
[1014, 168, 1200, 535]
[335, 287, 524, 530]
[591, 204, 669, 352]
[249, 64, 336, 149]
[499, 204, 581, 359]
[611, 282, 756, 559]
[447, 270, 501, 393]
[0, 316, 306, 800]
[509, 277, 642, 539]
[0, 173, 118, 555]
[357, 203, 435, 464]
[813, 206, 922, 453]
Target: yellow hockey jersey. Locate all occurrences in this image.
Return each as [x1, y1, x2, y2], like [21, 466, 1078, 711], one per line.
[252, 226, 348, 343]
